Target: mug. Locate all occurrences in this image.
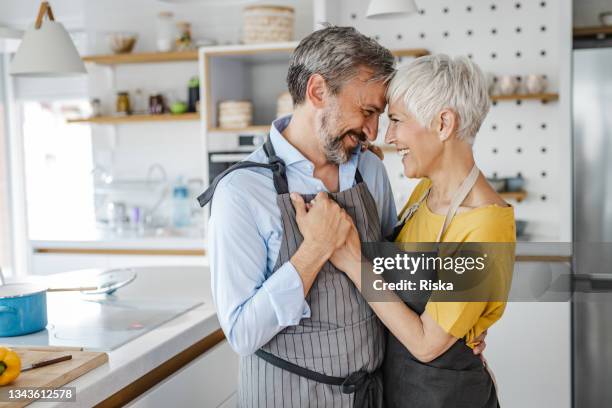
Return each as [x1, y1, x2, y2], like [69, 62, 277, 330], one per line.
[525, 74, 548, 94]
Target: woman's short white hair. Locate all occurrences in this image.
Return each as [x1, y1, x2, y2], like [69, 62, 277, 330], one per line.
[387, 54, 491, 144]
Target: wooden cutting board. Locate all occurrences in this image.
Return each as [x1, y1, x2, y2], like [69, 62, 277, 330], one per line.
[0, 346, 108, 408]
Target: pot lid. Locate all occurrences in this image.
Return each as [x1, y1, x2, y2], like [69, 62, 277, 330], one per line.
[0, 283, 47, 299]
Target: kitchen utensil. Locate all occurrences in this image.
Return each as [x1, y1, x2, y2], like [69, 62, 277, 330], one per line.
[90, 98, 102, 117]
[47, 268, 137, 296]
[243, 5, 294, 44]
[175, 21, 194, 51]
[600, 11, 612, 26]
[21, 354, 72, 372]
[506, 175, 525, 192]
[170, 101, 188, 114]
[0, 283, 48, 337]
[525, 74, 548, 94]
[487, 177, 507, 193]
[156, 11, 175, 52]
[108, 32, 137, 54]
[498, 75, 519, 95]
[515, 220, 528, 237]
[1, 347, 107, 408]
[149, 94, 165, 114]
[0, 269, 136, 336]
[116, 91, 131, 115]
[188, 76, 200, 113]
[107, 201, 127, 231]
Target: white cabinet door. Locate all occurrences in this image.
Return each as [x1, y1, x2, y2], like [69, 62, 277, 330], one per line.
[485, 261, 571, 408]
[127, 340, 239, 408]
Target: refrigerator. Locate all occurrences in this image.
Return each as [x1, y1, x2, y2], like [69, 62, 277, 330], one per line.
[572, 46, 612, 407]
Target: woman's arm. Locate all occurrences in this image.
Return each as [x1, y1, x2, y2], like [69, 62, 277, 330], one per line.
[330, 225, 486, 363]
[336, 247, 458, 363]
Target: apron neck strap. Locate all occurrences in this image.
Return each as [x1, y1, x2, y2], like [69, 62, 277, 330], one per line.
[263, 136, 290, 195]
[435, 164, 480, 242]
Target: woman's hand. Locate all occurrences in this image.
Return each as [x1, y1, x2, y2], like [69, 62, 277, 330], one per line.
[291, 192, 352, 258]
[330, 219, 362, 284]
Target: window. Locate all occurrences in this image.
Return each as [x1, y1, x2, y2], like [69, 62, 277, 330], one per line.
[21, 99, 95, 238]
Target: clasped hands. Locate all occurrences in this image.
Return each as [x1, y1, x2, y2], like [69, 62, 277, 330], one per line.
[290, 192, 362, 282]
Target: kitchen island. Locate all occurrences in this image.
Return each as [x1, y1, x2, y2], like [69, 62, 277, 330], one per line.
[1, 266, 238, 408]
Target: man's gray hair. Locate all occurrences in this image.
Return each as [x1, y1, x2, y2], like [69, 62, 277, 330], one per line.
[287, 25, 395, 106]
[387, 54, 491, 144]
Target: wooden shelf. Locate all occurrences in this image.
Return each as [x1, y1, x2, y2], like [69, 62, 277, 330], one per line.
[573, 25, 612, 38]
[207, 125, 270, 134]
[491, 93, 559, 103]
[392, 48, 430, 58]
[500, 191, 527, 202]
[83, 46, 429, 66]
[82, 50, 198, 65]
[67, 113, 200, 124]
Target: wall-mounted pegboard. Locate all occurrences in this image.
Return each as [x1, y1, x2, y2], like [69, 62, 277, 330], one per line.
[317, 0, 572, 241]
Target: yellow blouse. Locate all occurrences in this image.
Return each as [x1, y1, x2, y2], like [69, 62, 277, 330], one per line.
[396, 179, 516, 347]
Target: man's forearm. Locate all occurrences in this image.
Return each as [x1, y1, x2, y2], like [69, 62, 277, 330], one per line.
[290, 240, 333, 295]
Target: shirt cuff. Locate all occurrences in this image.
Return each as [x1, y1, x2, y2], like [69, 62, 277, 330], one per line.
[261, 261, 311, 326]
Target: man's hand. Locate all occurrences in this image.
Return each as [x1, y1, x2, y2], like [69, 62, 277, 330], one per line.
[289, 192, 353, 294]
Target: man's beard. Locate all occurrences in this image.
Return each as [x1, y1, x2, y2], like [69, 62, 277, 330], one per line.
[316, 102, 366, 165]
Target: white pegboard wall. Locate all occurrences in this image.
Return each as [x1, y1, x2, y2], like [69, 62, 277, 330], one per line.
[325, 0, 571, 241]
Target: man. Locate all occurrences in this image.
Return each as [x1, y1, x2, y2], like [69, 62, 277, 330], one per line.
[199, 26, 482, 407]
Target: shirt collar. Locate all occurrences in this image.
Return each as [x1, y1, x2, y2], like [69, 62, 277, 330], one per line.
[269, 115, 361, 189]
[269, 115, 309, 166]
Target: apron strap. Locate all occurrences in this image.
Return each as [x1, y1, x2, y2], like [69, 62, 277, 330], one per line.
[262, 136, 290, 195]
[435, 164, 480, 242]
[355, 168, 364, 184]
[255, 349, 382, 407]
[197, 159, 283, 207]
[197, 135, 290, 207]
[387, 165, 480, 242]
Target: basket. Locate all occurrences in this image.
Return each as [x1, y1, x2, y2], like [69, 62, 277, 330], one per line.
[243, 5, 294, 44]
[218, 100, 253, 129]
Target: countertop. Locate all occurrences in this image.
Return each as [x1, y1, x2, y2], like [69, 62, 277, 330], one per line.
[30, 227, 206, 252]
[2, 266, 220, 408]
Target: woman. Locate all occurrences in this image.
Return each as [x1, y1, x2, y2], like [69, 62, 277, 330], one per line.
[326, 54, 515, 407]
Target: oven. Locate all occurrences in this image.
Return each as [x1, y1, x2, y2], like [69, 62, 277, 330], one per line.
[207, 132, 266, 184]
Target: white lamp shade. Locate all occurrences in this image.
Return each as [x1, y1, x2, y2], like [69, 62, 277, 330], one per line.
[10, 20, 86, 77]
[366, 0, 418, 19]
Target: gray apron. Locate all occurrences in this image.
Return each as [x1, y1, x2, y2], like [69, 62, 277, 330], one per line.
[198, 137, 385, 407]
[384, 165, 500, 408]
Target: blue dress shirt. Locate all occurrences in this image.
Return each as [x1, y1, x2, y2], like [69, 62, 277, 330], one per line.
[208, 115, 397, 356]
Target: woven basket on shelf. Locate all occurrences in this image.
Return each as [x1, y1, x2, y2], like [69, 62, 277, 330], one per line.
[218, 100, 253, 129]
[243, 5, 294, 44]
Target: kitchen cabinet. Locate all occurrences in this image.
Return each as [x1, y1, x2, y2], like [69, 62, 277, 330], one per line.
[485, 261, 572, 408]
[127, 340, 239, 408]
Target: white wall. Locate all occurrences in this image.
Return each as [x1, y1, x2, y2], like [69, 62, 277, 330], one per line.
[325, 0, 573, 242]
[574, 0, 612, 26]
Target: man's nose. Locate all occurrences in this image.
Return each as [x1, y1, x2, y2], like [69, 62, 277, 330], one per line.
[363, 115, 379, 142]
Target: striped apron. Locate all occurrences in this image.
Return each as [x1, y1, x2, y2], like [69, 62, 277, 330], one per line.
[198, 137, 385, 407]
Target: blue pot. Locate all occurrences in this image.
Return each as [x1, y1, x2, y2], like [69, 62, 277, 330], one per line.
[0, 283, 48, 337]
